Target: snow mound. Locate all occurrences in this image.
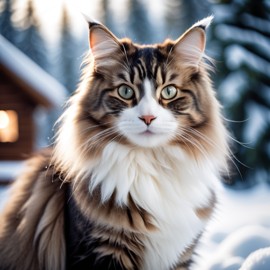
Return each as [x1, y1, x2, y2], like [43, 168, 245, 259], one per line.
[194, 184, 270, 270]
[240, 247, 270, 270]
[207, 225, 270, 269]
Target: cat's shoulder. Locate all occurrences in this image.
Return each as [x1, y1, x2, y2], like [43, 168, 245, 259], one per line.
[7, 148, 64, 196]
[0, 148, 68, 270]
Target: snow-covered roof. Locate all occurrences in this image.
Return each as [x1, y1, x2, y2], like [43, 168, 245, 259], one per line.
[0, 35, 67, 108]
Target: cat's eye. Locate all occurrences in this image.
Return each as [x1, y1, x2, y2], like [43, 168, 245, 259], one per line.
[118, 85, 135, 100]
[161, 86, 178, 100]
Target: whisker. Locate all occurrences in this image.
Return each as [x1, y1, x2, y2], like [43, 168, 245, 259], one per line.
[184, 127, 246, 179]
[171, 133, 197, 161]
[205, 122, 253, 148]
[189, 127, 249, 167]
[106, 132, 123, 146]
[80, 128, 118, 153]
[80, 121, 116, 133]
[222, 116, 250, 124]
[225, 133, 253, 149]
[174, 131, 214, 168]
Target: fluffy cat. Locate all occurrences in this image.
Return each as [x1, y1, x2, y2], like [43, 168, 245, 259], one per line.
[0, 16, 228, 270]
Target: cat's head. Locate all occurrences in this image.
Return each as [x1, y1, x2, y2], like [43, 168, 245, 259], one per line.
[54, 16, 228, 173]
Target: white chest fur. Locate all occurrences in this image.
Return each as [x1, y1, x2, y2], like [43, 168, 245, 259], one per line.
[89, 142, 220, 270]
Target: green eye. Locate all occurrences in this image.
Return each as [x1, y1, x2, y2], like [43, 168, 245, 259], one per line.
[118, 85, 135, 100]
[161, 85, 177, 100]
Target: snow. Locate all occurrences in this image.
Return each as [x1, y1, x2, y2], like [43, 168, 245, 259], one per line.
[0, 176, 269, 269]
[224, 44, 270, 77]
[215, 24, 270, 60]
[241, 13, 270, 35]
[218, 71, 248, 105]
[240, 247, 270, 270]
[199, 226, 270, 270]
[194, 183, 270, 270]
[244, 103, 269, 144]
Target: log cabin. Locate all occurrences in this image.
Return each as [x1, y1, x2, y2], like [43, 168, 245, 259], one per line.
[0, 35, 67, 182]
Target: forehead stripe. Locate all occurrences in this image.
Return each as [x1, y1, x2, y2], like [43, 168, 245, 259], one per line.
[117, 73, 128, 82]
[136, 65, 144, 81]
[129, 67, 135, 84]
[138, 59, 147, 78]
[153, 63, 159, 81]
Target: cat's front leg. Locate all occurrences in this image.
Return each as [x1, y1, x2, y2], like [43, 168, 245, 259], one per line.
[88, 226, 144, 270]
[67, 239, 142, 270]
[66, 220, 144, 270]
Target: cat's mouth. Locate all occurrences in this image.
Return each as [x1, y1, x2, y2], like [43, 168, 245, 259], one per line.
[121, 127, 173, 148]
[118, 119, 177, 147]
[140, 130, 154, 136]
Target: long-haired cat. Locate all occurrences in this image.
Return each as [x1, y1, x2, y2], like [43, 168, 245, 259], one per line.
[0, 16, 228, 270]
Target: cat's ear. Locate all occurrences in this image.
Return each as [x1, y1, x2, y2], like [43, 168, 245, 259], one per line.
[173, 16, 213, 68]
[87, 20, 121, 67]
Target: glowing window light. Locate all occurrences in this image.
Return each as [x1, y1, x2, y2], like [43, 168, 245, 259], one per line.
[0, 110, 19, 142]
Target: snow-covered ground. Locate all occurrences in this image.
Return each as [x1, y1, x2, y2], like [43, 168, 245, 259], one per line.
[194, 183, 270, 270]
[0, 182, 269, 269]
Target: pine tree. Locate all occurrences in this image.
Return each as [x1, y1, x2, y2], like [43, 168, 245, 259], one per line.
[127, 0, 153, 43]
[164, 0, 210, 39]
[100, 0, 115, 31]
[17, 0, 49, 71]
[0, 0, 18, 44]
[210, 0, 270, 188]
[57, 6, 78, 94]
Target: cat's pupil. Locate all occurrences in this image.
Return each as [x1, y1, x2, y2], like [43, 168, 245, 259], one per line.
[161, 86, 177, 100]
[125, 88, 130, 95]
[118, 85, 134, 100]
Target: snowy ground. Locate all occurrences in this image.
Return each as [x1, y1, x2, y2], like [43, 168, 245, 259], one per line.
[194, 183, 270, 270]
[0, 183, 269, 269]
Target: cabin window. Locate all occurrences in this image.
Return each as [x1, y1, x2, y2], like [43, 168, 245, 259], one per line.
[0, 110, 19, 142]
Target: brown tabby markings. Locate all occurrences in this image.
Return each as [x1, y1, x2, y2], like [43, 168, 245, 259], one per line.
[91, 225, 144, 269]
[0, 150, 66, 270]
[72, 40, 220, 167]
[70, 176, 155, 268]
[0, 17, 228, 270]
[195, 191, 217, 220]
[73, 176, 156, 233]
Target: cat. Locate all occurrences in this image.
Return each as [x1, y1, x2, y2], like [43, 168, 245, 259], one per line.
[0, 16, 229, 270]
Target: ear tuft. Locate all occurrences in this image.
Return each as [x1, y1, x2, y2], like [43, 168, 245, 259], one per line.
[88, 21, 101, 29]
[81, 13, 99, 27]
[81, 13, 100, 28]
[173, 16, 212, 68]
[192, 15, 214, 30]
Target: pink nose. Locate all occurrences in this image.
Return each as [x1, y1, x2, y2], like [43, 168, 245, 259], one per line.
[139, 115, 156, 125]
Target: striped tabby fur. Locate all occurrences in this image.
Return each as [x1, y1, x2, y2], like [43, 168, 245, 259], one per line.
[0, 16, 228, 270]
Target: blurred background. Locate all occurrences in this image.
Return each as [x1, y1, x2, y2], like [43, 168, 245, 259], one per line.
[0, 0, 269, 189]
